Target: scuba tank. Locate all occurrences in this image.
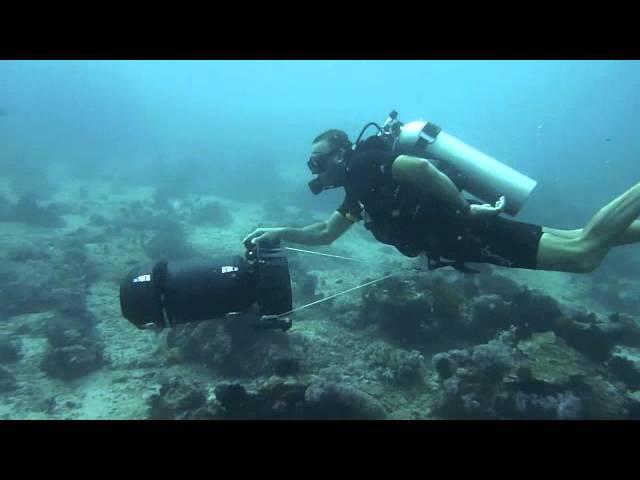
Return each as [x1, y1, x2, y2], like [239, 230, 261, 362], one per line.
[353, 111, 538, 216]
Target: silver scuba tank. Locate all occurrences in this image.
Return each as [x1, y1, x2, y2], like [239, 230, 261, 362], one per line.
[388, 115, 537, 217]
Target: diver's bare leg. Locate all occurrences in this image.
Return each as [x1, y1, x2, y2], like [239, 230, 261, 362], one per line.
[536, 182, 640, 272]
[543, 219, 640, 246]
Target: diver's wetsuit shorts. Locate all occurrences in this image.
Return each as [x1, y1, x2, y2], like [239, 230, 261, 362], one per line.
[432, 216, 544, 270]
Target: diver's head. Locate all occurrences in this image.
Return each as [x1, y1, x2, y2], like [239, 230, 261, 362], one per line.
[308, 129, 352, 195]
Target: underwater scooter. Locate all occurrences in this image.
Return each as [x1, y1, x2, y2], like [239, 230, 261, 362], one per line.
[119, 238, 294, 332]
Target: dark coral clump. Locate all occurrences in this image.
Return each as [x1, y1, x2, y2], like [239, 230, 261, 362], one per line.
[189, 201, 233, 227]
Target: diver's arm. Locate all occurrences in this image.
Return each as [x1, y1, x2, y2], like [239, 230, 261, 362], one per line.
[392, 155, 506, 219]
[391, 155, 471, 215]
[243, 211, 353, 246]
[281, 211, 353, 244]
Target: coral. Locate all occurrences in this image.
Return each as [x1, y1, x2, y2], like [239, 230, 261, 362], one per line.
[549, 309, 640, 362]
[5, 242, 50, 262]
[167, 320, 232, 368]
[0, 261, 62, 316]
[166, 318, 300, 378]
[297, 271, 319, 300]
[432, 349, 471, 380]
[0, 366, 17, 392]
[362, 341, 425, 388]
[88, 214, 109, 227]
[274, 357, 301, 377]
[143, 221, 198, 261]
[510, 288, 563, 337]
[431, 278, 466, 321]
[431, 330, 637, 419]
[477, 272, 523, 301]
[12, 194, 66, 228]
[358, 275, 435, 344]
[214, 381, 308, 420]
[626, 391, 640, 420]
[497, 391, 583, 420]
[431, 336, 567, 419]
[304, 379, 387, 420]
[590, 279, 639, 314]
[470, 294, 514, 333]
[0, 336, 22, 364]
[0, 234, 99, 318]
[189, 201, 232, 227]
[223, 323, 298, 378]
[41, 344, 104, 380]
[573, 376, 630, 419]
[516, 331, 590, 393]
[471, 340, 515, 382]
[607, 346, 640, 390]
[9, 164, 57, 200]
[44, 307, 97, 349]
[151, 184, 184, 211]
[40, 300, 104, 381]
[147, 377, 211, 420]
[0, 195, 12, 221]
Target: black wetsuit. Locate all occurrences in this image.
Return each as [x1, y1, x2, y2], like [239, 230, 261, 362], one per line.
[336, 143, 544, 270]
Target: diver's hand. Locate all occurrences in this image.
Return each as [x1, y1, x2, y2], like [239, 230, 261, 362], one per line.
[242, 227, 284, 246]
[468, 196, 506, 220]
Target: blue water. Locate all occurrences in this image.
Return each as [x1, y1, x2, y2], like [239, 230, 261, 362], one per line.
[2, 60, 638, 223]
[1, 60, 639, 420]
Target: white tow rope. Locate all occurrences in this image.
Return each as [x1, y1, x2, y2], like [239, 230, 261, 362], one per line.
[276, 247, 412, 318]
[284, 247, 366, 262]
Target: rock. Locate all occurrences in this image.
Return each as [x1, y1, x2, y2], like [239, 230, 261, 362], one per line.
[608, 346, 640, 390]
[41, 344, 103, 380]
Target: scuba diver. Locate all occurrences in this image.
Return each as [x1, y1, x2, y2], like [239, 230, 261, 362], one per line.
[120, 111, 640, 335]
[243, 112, 640, 274]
